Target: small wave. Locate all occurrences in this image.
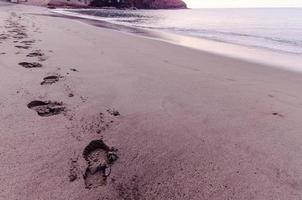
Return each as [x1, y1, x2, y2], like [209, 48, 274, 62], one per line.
[145, 26, 302, 47]
[132, 26, 302, 54]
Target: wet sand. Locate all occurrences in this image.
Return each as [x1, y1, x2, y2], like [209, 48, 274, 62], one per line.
[1, 2, 302, 200]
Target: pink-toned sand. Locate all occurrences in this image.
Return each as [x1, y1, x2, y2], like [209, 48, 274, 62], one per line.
[1, 2, 302, 200]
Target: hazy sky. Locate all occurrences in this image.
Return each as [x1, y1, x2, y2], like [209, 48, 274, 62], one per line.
[185, 0, 302, 8]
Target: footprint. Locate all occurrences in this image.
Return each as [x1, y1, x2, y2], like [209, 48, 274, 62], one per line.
[21, 40, 35, 45]
[15, 45, 30, 49]
[19, 62, 42, 68]
[70, 68, 79, 72]
[27, 50, 44, 57]
[8, 29, 20, 33]
[27, 50, 47, 61]
[272, 112, 284, 118]
[107, 109, 120, 116]
[40, 75, 60, 85]
[12, 32, 28, 40]
[27, 100, 65, 117]
[0, 34, 9, 40]
[82, 140, 118, 189]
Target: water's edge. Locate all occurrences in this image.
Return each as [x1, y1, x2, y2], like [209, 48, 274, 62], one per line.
[52, 9, 302, 73]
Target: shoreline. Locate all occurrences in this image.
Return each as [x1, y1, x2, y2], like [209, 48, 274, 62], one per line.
[53, 7, 302, 73]
[2, 3, 302, 200]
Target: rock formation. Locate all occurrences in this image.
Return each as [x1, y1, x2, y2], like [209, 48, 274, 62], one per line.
[141, 0, 187, 9]
[90, 0, 187, 9]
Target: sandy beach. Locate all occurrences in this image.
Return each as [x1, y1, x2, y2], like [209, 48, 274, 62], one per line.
[1, 2, 302, 200]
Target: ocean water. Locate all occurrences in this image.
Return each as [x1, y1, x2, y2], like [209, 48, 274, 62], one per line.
[65, 8, 302, 55]
[54, 7, 302, 71]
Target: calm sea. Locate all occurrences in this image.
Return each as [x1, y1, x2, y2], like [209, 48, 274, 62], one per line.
[55, 8, 302, 71]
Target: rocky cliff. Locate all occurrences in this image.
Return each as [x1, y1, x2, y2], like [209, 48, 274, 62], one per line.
[90, 0, 187, 9]
[148, 0, 187, 9]
[134, 0, 187, 9]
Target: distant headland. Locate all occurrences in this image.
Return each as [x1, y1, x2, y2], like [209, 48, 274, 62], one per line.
[40, 0, 187, 9]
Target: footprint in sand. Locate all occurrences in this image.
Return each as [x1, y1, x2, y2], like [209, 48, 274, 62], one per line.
[27, 50, 44, 57]
[0, 34, 9, 40]
[82, 140, 118, 189]
[21, 40, 35, 45]
[19, 62, 42, 68]
[70, 68, 79, 72]
[40, 75, 61, 85]
[15, 45, 30, 49]
[27, 50, 47, 61]
[27, 100, 65, 117]
[107, 109, 120, 116]
[272, 112, 284, 118]
[12, 33, 28, 40]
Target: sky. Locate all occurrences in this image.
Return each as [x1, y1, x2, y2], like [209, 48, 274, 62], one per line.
[185, 0, 302, 8]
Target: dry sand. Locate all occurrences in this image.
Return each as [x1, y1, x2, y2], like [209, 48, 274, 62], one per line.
[1, 2, 302, 200]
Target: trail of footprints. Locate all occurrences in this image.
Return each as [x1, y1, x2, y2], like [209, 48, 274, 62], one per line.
[1, 13, 119, 190]
[2, 12, 286, 193]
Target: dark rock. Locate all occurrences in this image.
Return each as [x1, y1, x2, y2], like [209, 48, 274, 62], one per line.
[90, 0, 187, 9]
[141, 0, 187, 9]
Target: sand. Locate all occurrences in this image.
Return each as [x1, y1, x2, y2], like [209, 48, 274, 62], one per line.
[1, 2, 302, 200]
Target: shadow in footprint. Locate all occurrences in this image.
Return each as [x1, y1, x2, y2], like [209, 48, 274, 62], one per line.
[27, 50, 44, 57]
[272, 112, 284, 118]
[19, 62, 42, 68]
[107, 109, 120, 116]
[41, 75, 60, 85]
[0, 34, 9, 40]
[13, 32, 28, 40]
[27, 50, 47, 61]
[15, 45, 30, 49]
[83, 140, 118, 189]
[21, 40, 35, 45]
[27, 100, 65, 117]
[70, 68, 79, 72]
